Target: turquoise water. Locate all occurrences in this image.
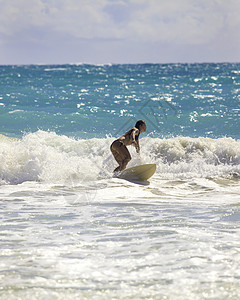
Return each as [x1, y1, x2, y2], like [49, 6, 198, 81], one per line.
[0, 64, 240, 300]
[0, 63, 239, 138]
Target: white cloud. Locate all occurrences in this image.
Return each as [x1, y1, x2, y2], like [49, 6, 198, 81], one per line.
[0, 0, 116, 39]
[0, 0, 240, 43]
[128, 0, 235, 44]
[0, 0, 46, 35]
[0, 0, 240, 63]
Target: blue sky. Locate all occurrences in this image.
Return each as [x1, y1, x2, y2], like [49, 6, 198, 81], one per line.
[0, 0, 240, 65]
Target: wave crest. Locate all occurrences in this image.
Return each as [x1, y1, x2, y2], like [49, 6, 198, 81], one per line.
[0, 131, 239, 184]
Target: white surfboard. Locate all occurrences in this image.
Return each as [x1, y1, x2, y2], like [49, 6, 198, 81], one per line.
[117, 164, 156, 181]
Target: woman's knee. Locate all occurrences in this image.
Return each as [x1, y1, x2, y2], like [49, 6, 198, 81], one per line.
[122, 156, 131, 166]
[125, 156, 131, 163]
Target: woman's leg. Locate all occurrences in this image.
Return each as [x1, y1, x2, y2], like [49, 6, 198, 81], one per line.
[111, 141, 131, 172]
[119, 145, 131, 170]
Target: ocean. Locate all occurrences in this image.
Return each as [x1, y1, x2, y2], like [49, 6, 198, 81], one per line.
[0, 63, 240, 299]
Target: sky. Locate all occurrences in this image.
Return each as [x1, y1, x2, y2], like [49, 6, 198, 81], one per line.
[0, 0, 240, 65]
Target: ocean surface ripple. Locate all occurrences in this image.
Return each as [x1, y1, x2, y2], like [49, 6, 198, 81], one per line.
[0, 63, 239, 299]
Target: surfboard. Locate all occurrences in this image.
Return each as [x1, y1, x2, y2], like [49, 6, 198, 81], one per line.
[117, 164, 156, 181]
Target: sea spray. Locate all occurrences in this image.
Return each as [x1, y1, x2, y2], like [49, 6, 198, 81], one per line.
[1, 131, 239, 184]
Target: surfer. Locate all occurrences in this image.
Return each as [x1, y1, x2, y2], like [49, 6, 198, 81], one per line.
[110, 120, 147, 172]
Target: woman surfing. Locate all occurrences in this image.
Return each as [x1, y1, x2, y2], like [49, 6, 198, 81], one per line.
[110, 120, 147, 172]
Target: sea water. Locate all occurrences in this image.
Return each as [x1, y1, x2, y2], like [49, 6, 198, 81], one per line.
[0, 63, 240, 299]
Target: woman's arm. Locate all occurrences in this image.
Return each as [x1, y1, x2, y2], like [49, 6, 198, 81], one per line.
[131, 129, 140, 153]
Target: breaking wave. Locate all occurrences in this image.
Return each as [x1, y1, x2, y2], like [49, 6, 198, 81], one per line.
[0, 131, 239, 184]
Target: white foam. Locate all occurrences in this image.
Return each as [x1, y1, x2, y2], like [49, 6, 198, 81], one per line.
[0, 131, 239, 185]
[141, 136, 240, 179]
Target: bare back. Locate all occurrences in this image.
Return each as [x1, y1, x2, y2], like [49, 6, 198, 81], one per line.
[118, 127, 140, 146]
